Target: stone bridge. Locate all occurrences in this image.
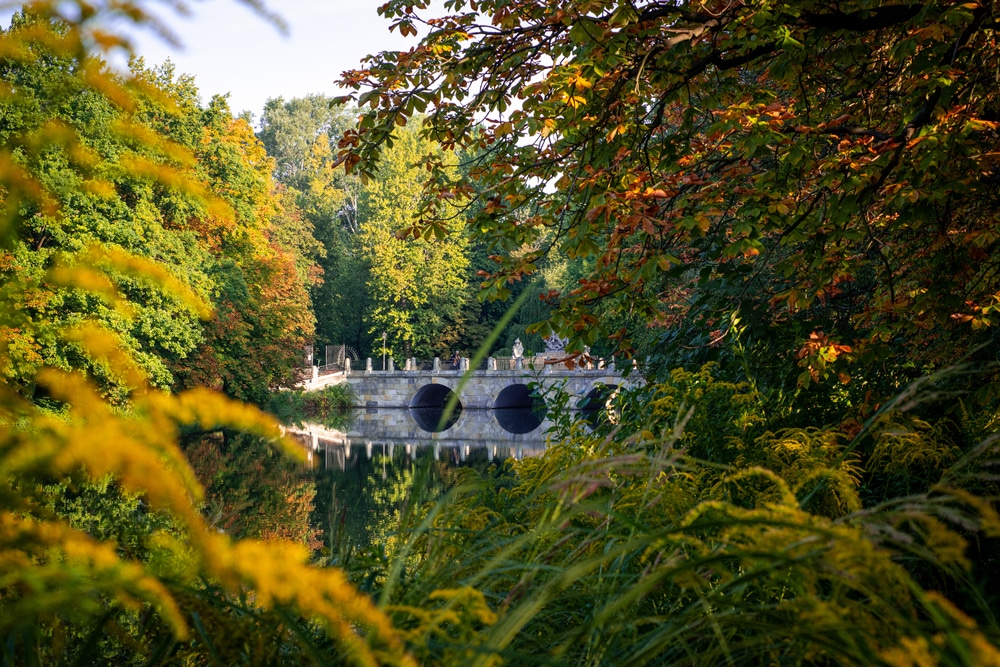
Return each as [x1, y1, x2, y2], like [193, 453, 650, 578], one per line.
[286, 365, 633, 469]
[338, 367, 625, 412]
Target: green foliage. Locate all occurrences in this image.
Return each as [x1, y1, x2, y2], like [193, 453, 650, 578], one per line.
[0, 5, 412, 665]
[356, 122, 472, 359]
[255, 95, 376, 355]
[267, 384, 355, 429]
[340, 0, 1000, 383]
[257, 94, 355, 191]
[348, 370, 1000, 665]
[141, 76, 317, 403]
[0, 15, 212, 396]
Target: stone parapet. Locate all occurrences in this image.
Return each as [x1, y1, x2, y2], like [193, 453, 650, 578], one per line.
[342, 368, 627, 409]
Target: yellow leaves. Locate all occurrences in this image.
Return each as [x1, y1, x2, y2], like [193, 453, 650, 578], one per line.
[0, 150, 59, 218]
[494, 120, 514, 137]
[92, 245, 212, 319]
[83, 66, 137, 112]
[112, 118, 194, 165]
[49, 244, 211, 319]
[80, 177, 116, 198]
[559, 91, 588, 108]
[159, 387, 301, 461]
[769, 198, 794, 215]
[552, 70, 594, 109]
[28, 370, 204, 524]
[880, 592, 1000, 667]
[63, 322, 147, 389]
[606, 123, 628, 141]
[567, 73, 593, 91]
[387, 587, 498, 666]
[921, 515, 970, 569]
[879, 636, 938, 667]
[0, 512, 190, 639]
[1, 356, 414, 661]
[47, 264, 128, 313]
[869, 417, 959, 477]
[692, 209, 712, 233]
[205, 534, 416, 667]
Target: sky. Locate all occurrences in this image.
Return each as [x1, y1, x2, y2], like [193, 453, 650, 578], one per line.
[124, 0, 415, 122]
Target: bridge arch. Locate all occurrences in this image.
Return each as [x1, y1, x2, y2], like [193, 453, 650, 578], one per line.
[410, 383, 460, 409]
[492, 383, 545, 410]
[492, 383, 547, 434]
[577, 383, 618, 410]
[409, 383, 463, 432]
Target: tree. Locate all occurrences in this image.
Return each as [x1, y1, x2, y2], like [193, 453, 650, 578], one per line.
[0, 23, 214, 399]
[127, 65, 317, 402]
[337, 0, 1000, 384]
[356, 122, 472, 359]
[257, 94, 355, 190]
[256, 95, 374, 357]
[0, 8, 411, 664]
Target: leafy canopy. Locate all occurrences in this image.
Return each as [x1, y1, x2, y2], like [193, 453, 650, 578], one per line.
[338, 0, 1000, 366]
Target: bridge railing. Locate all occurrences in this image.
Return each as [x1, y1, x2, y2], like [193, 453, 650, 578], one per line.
[347, 354, 608, 373]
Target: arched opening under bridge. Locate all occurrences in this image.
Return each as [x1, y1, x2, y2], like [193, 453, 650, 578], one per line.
[578, 383, 619, 427]
[409, 383, 462, 432]
[492, 383, 546, 434]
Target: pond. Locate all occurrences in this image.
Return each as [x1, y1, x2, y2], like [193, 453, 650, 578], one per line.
[183, 394, 610, 555]
[279, 405, 550, 555]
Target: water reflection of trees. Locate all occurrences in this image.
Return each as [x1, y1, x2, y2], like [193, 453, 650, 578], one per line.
[183, 429, 534, 566]
[317, 445, 502, 566]
[317, 445, 436, 563]
[185, 433, 323, 550]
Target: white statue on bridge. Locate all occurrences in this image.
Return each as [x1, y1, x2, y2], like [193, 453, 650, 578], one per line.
[512, 338, 524, 359]
[544, 334, 568, 353]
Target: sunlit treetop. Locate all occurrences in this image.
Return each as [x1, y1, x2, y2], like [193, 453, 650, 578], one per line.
[338, 0, 1000, 362]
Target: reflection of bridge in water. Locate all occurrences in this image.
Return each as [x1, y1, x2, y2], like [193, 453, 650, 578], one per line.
[284, 408, 550, 470]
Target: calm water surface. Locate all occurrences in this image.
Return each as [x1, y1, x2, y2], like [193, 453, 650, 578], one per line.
[283, 406, 550, 553]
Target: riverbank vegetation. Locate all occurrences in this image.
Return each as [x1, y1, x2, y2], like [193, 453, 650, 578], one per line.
[267, 384, 355, 429]
[0, 5, 407, 664]
[2, 0, 1000, 665]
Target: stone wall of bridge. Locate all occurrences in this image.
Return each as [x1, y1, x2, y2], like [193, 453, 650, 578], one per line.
[341, 368, 624, 410]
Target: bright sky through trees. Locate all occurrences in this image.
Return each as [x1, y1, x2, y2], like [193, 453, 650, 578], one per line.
[118, 0, 413, 120]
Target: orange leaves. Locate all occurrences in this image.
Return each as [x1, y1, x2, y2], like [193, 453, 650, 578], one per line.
[339, 0, 1000, 370]
[606, 123, 629, 141]
[949, 294, 1000, 331]
[796, 331, 852, 362]
[389, 18, 420, 37]
[644, 187, 675, 199]
[796, 331, 853, 387]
